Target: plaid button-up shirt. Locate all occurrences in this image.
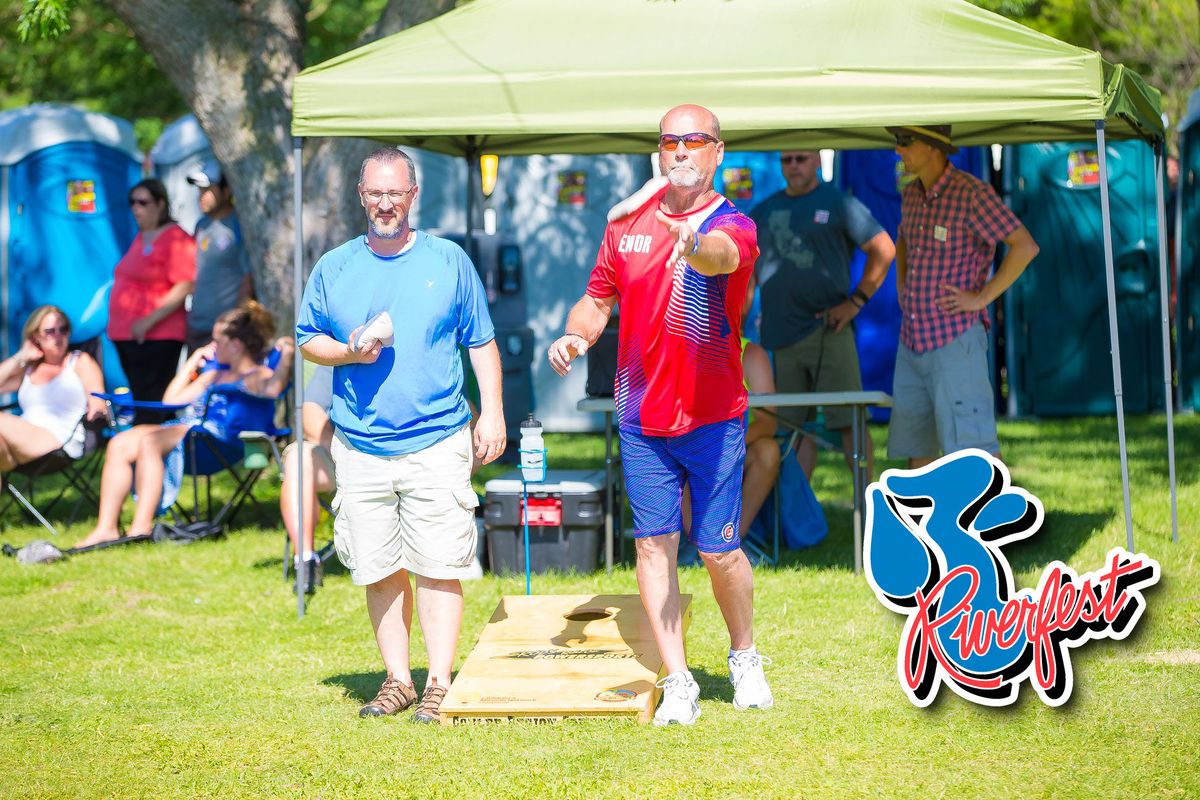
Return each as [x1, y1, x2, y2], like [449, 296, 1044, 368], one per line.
[898, 164, 1019, 353]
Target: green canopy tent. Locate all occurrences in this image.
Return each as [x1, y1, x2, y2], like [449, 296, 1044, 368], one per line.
[288, 0, 1176, 612]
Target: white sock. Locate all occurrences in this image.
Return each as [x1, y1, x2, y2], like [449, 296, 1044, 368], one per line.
[730, 645, 757, 660]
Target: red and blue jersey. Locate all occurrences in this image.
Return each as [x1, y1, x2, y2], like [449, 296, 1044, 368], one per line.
[586, 193, 758, 436]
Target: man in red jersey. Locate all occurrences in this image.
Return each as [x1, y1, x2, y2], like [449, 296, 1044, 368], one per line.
[548, 104, 772, 725]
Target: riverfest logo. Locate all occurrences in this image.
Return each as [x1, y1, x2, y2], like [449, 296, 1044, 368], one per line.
[863, 450, 1160, 708]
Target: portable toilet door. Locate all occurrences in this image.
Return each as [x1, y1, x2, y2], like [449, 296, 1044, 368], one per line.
[495, 154, 652, 432]
[149, 114, 212, 235]
[0, 104, 142, 390]
[1004, 141, 1164, 416]
[835, 147, 992, 422]
[1178, 90, 1200, 411]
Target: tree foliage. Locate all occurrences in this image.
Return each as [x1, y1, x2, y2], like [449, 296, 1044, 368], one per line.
[974, 0, 1200, 140]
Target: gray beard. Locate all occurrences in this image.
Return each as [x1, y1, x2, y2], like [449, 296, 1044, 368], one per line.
[368, 217, 406, 239]
[667, 166, 702, 188]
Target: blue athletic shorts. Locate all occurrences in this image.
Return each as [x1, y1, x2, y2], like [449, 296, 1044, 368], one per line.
[619, 416, 746, 553]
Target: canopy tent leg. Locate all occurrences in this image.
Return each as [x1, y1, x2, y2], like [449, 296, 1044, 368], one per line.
[293, 136, 307, 619]
[1095, 121, 1135, 552]
[1154, 142, 1180, 544]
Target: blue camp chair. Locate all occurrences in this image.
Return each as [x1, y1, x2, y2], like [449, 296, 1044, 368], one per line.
[94, 381, 290, 542]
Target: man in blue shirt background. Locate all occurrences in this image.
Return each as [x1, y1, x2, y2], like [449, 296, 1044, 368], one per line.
[297, 147, 505, 724]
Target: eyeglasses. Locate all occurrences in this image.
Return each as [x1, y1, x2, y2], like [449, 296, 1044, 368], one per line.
[129, 198, 154, 207]
[40, 325, 69, 337]
[780, 154, 813, 165]
[658, 132, 719, 152]
[362, 188, 416, 205]
[894, 134, 917, 147]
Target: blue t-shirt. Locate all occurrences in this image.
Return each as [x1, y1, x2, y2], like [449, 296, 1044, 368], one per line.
[750, 182, 884, 349]
[296, 232, 495, 456]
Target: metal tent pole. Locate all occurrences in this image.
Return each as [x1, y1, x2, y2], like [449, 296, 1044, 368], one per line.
[1094, 121, 1135, 551]
[293, 136, 307, 618]
[1154, 141, 1180, 544]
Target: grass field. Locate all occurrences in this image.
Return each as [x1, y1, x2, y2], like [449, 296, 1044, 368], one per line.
[1, 414, 1197, 799]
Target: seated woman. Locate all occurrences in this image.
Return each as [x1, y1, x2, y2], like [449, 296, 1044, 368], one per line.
[78, 301, 293, 547]
[0, 306, 106, 471]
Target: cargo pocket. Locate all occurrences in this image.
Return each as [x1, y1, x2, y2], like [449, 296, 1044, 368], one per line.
[330, 492, 354, 572]
[950, 397, 995, 450]
[451, 487, 481, 567]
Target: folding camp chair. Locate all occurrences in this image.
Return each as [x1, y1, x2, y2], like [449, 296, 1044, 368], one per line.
[94, 384, 289, 541]
[0, 412, 109, 537]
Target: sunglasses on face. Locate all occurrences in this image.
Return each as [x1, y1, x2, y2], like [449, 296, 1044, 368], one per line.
[658, 132, 719, 151]
[129, 197, 155, 207]
[780, 154, 813, 165]
[40, 325, 69, 337]
[894, 134, 918, 147]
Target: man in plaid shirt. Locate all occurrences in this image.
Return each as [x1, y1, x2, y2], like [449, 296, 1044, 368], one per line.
[885, 125, 1040, 468]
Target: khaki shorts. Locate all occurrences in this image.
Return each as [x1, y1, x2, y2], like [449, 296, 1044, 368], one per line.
[887, 323, 1000, 459]
[772, 324, 863, 430]
[330, 426, 479, 584]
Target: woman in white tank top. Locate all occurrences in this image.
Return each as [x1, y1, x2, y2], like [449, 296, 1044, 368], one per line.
[0, 306, 106, 469]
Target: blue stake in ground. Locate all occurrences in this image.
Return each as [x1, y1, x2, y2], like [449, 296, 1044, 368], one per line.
[518, 414, 547, 595]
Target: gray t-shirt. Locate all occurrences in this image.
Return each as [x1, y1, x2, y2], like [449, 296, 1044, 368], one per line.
[190, 213, 250, 332]
[750, 182, 884, 349]
[302, 362, 334, 413]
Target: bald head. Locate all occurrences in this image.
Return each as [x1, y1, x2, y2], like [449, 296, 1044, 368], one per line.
[660, 104, 721, 139]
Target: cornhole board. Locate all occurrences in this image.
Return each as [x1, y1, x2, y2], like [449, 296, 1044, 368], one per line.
[441, 593, 691, 725]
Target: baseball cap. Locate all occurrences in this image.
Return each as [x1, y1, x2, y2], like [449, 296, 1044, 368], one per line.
[186, 159, 224, 189]
[885, 125, 960, 155]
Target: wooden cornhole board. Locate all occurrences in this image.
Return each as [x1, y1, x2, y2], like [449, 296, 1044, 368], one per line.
[441, 593, 691, 725]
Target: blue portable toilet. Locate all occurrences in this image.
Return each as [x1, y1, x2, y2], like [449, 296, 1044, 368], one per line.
[149, 114, 212, 235]
[835, 147, 991, 421]
[0, 104, 142, 390]
[1178, 90, 1200, 411]
[1003, 140, 1164, 416]
[714, 151, 788, 213]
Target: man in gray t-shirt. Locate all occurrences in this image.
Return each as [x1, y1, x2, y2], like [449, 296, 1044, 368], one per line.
[750, 150, 895, 481]
[185, 160, 254, 352]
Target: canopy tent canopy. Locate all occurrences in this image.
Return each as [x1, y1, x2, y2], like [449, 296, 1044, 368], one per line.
[284, 0, 1176, 615]
[292, 0, 1163, 154]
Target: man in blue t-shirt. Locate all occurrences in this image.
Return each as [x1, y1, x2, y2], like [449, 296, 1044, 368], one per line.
[750, 150, 894, 481]
[297, 147, 506, 724]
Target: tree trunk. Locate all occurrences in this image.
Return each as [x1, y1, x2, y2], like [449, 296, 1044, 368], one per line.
[103, 0, 456, 330]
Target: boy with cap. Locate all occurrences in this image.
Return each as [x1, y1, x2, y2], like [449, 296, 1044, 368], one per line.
[886, 125, 1039, 468]
[186, 159, 254, 353]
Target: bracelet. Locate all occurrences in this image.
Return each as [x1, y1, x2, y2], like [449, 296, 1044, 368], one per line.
[564, 331, 588, 343]
[849, 295, 864, 309]
[852, 288, 870, 306]
[690, 232, 701, 256]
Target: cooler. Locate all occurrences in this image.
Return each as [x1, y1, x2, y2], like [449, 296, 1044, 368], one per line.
[484, 470, 604, 575]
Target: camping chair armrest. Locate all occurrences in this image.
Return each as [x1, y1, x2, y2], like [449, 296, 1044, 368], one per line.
[91, 392, 189, 412]
[238, 430, 286, 470]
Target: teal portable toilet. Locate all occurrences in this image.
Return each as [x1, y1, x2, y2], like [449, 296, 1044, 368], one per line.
[1004, 141, 1164, 416]
[1178, 90, 1200, 411]
[0, 104, 142, 391]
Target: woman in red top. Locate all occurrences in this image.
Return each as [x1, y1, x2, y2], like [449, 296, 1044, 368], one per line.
[109, 179, 196, 424]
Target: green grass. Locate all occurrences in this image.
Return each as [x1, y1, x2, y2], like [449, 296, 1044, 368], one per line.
[1, 415, 1197, 799]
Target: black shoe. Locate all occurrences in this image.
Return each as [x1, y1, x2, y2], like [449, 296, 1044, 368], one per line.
[302, 558, 323, 595]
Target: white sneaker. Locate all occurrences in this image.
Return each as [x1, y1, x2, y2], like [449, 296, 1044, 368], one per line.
[729, 650, 774, 710]
[653, 670, 701, 726]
